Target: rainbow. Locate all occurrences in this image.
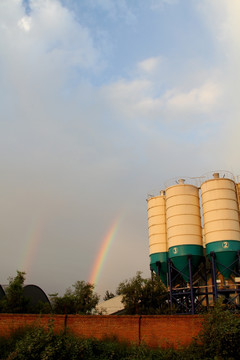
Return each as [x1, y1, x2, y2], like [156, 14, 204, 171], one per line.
[19, 218, 44, 276]
[89, 216, 122, 285]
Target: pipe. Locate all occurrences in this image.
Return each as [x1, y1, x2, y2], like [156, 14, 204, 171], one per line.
[156, 261, 161, 277]
[188, 255, 195, 314]
[168, 259, 173, 311]
[210, 252, 218, 301]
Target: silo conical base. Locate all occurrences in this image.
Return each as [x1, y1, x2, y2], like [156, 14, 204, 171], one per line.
[206, 240, 240, 279]
[169, 245, 203, 282]
[150, 252, 168, 286]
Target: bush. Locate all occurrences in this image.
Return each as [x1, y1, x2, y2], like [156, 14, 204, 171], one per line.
[0, 325, 190, 360]
[0, 326, 35, 359]
[197, 300, 240, 359]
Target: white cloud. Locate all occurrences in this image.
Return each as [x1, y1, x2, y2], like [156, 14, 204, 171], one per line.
[18, 16, 32, 31]
[0, 0, 100, 75]
[104, 79, 152, 101]
[137, 56, 163, 74]
[165, 82, 221, 113]
[101, 71, 221, 126]
[195, 0, 240, 170]
[199, 1, 240, 51]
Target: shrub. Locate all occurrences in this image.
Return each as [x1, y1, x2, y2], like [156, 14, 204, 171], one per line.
[197, 300, 240, 359]
[0, 326, 35, 359]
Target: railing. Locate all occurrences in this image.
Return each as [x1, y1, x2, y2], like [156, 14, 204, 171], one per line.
[147, 170, 236, 199]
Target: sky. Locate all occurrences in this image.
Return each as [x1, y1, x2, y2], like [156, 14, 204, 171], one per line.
[0, 0, 240, 298]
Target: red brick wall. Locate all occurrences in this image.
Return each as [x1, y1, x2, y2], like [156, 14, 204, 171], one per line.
[0, 314, 203, 348]
[140, 315, 203, 348]
[67, 315, 140, 343]
[0, 314, 66, 337]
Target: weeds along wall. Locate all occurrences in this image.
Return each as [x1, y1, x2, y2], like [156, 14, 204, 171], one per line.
[0, 314, 203, 348]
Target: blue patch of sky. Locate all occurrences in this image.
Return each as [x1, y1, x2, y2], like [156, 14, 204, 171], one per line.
[59, 0, 217, 88]
[22, 0, 31, 15]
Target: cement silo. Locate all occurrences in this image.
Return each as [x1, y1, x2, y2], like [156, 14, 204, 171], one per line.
[235, 181, 240, 222]
[166, 179, 203, 281]
[147, 191, 168, 285]
[201, 173, 240, 278]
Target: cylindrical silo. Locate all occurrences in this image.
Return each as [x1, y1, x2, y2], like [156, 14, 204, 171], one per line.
[201, 173, 240, 278]
[235, 182, 240, 222]
[166, 179, 203, 281]
[147, 191, 168, 285]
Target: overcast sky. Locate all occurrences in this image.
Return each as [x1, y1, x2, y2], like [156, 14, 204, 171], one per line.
[1, 0, 240, 298]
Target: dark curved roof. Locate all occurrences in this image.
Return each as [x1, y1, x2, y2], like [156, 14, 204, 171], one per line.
[23, 285, 50, 306]
[0, 285, 6, 300]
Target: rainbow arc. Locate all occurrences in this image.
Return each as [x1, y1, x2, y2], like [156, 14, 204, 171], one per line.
[89, 216, 121, 285]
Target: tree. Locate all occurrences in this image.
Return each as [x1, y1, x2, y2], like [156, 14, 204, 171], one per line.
[51, 281, 100, 314]
[197, 299, 240, 359]
[0, 271, 52, 314]
[0, 271, 29, 313]
[103, 290, 115, 301]
[116, 271, 168, 315]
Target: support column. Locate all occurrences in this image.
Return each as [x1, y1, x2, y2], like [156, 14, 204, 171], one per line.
[168, 259, 173, 311]
[210, 251, 218, 301]
[237, 251, 240, 304]
[204, 257, 209, 307]
[188, 255, 195, 314]
[150, 266, 153, 280]
[156, 261, 161, 277]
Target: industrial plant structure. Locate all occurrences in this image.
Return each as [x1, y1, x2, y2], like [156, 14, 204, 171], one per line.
[147, 171, 240, 314]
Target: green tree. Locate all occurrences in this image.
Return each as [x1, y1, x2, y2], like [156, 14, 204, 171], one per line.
[197, 299, 240, 359]
[103, 290, 115, 301]
[0, 271, 29, 313]
[51, 281, 99, 314]
[116, 271, 168, 315]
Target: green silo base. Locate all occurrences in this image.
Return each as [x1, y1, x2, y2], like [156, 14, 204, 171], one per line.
[169, 245, 203, 282]
[150, 252, 168, 286]
[206, 240, 240, 279]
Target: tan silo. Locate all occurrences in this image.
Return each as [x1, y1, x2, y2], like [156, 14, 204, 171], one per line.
[165, 179, 203, 281]
[201, 173, 240, 278]
[235, 182, 240, 222]
[147, 191, 168, 285]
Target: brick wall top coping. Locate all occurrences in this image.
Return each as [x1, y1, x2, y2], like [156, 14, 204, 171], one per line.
[0, 313, 203, 318]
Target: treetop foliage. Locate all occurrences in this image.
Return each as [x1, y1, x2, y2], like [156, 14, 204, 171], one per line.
[116, 271, 168, 315]
[0, 271, 51, 314]
[0, 271, 100, 315]
[50, 280, 100, 314]
[103, 290, 115, 301]
[0, 271, 29, 313]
